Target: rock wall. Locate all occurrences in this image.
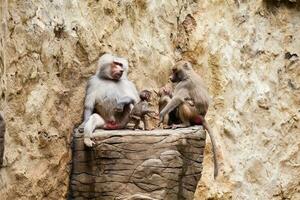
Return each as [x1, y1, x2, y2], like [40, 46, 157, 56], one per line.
[0, 0, 299, 200]
[0, 113, 5, 166]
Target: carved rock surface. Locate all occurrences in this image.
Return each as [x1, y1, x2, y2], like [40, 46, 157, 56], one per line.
[69, 127, 206, 200]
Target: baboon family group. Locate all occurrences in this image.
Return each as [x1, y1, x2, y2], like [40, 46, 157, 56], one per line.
[0, 53, 218, 178]
[80, 53, 218, 178]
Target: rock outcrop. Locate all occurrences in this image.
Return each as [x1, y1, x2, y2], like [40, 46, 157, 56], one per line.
[0, 114, 5, 166]
[69, 127, 206, 200]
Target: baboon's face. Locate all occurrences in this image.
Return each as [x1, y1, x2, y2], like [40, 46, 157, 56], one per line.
[170, 66, 185, 83]
[158, 85, 172, 97]
[140, 90, 151, 101]
[170, 61, 191, 83]
[111, 61, 124, 80]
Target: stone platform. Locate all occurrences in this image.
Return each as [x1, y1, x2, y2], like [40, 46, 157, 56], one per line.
[68, 126, 206, 200]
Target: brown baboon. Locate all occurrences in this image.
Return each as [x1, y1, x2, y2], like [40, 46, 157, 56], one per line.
[157, 83, 195, 129]
[159, 61, 218, 179]
[128, 90, 157, 130]
[157, 83, 180, 128]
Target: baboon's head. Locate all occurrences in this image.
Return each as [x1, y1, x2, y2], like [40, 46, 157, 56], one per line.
[170, 61, 192, 83]
[97, 53, 128, 81]
[139, 90, 152, 102]
[157, 83, 173, 98]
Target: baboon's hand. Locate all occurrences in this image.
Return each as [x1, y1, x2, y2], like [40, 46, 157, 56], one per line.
[78, 122, 85, 133]
[157, 113, 164, 127]
[149, 112, 159, 120]
[84, 137, 95, 147]
[159, 112, 164, 123]
[157, 121, 162, 128]
[114, 105, 124, 113]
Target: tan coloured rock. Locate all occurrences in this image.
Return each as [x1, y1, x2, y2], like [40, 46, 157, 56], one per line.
[0, 0, 299, 200]
[69, 127, 206, 200]
[0, 114, 5, 166]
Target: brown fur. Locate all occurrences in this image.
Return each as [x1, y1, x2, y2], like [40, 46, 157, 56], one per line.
[159, 60, 218, 179]
[169, 61, 210, 115]
[157, 83, 198, 129]
[157, 83, 173, 127]
[129, 90, 157, 130]
[157, 83, 183, 128]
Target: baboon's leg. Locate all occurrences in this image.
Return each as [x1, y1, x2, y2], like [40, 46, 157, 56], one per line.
[84, 113, 105, 147]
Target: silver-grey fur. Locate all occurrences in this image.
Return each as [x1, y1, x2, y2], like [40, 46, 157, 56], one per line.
[83, 53, 139, 147]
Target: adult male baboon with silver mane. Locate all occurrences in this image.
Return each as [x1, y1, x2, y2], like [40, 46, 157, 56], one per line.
[83, 53, 139, 147]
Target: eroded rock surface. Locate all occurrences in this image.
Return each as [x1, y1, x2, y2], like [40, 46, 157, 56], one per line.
[0, 0, 299, 200]
[69, 127, 206, 200]
[0, 114, 5, 166]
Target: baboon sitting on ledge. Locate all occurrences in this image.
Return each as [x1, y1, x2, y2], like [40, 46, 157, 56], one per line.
[159, 61, 219, 179]
[82, 53, 139, 147]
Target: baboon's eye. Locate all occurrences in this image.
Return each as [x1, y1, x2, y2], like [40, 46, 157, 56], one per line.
[113, 61, 123, 67]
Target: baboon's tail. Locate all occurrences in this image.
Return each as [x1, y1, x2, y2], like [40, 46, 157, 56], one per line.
[202, 119, 218, 179]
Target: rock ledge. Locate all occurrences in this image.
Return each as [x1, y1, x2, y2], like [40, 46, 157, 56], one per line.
[69, 126, 206, 200]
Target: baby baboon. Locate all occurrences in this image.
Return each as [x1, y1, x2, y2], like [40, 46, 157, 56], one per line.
[157, 83, 181, 128]
[129, 90, 157, 130]
[157, 83, 195, 129]
[159, 61, 218, 179]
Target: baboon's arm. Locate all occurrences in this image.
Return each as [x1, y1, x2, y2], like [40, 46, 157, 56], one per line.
[160, 96, 183, 119]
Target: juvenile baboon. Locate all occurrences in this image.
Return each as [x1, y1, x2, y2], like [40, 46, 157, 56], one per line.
[159, 61, 218, 179]
[82, 53, 139, 147]
[128, 90, 157, 130]
[157, 83, 195, 129]
[157, 83, 181, 128]
[0, 113, 5, 167]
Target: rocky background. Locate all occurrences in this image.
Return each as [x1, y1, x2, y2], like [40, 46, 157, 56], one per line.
[0, 0, 299, 199]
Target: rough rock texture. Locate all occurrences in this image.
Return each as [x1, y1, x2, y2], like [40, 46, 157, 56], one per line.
[0, 114, 5, 166]
[0, 0, 299, 200]
[69, 127, 206, 200]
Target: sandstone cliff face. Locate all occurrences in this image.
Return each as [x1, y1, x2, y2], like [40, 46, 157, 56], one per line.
[0, 0, 299, 200]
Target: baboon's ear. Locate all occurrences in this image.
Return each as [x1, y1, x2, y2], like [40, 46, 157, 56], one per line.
[183, 62, 192, 70]
[183, 63, 189, 69]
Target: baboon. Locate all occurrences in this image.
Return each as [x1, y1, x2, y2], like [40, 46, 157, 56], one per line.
[159, 61, 218, 179]
[82, 53, 139, 147]
[128, 90, 157, 130]
[0, 113, 5, 167]
[157, 83, 181, 128]
[157, 83, 195, 129]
